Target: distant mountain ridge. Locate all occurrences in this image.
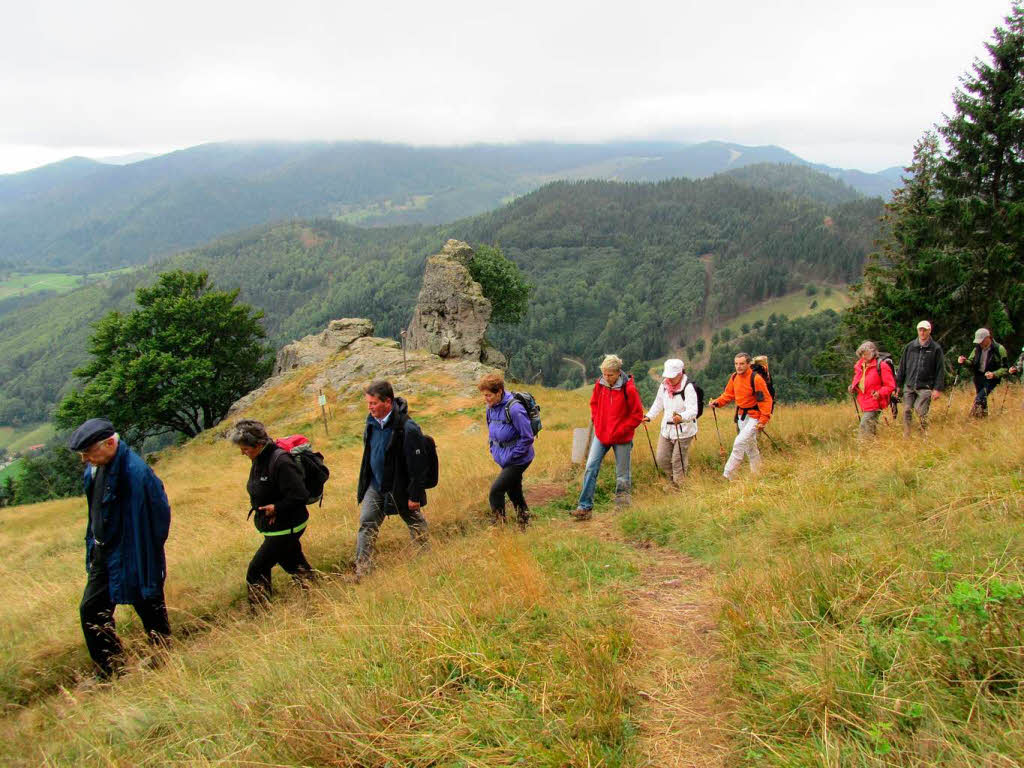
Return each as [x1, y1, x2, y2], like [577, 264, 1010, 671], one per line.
[0, 140, 901, 272]
[0, 172, 882, 425]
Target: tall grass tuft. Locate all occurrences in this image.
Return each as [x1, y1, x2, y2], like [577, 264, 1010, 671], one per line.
[620, 384, 1024, 765]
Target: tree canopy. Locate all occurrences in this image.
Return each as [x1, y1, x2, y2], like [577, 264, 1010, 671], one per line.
[55, 270, 273, 445]
[468, 244, 532, 325]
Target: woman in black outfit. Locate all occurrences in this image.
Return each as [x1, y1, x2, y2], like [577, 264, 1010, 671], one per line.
[228, 419, 315, 606]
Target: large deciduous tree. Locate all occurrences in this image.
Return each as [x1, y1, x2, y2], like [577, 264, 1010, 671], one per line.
[843, 3, 1024, 356]
[56, 270, 273, 445]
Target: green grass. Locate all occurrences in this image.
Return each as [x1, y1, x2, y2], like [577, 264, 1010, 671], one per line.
[0, 531, 642, 765]
[0, 273, 81, 300]
[0, 459, 25, 483]
[655, 285, 852, 372]
[0, 357, 1019, 765]
[720, 284, 851, 335]
[0, 268, 138, 301]
[618, 388, 1024, 765]
[0, 422, 55, 453]
[333, 194, 433, 224]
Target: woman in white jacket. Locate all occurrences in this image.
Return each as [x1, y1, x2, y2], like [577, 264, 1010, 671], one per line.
[642, 358, 698, 485]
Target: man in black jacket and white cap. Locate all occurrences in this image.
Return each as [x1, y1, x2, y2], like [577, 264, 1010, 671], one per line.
[354, 380, 430, 578]
[895, 320, 945, 436]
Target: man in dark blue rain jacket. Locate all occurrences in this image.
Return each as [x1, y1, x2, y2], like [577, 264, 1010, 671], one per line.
[70, 418, 172, 678]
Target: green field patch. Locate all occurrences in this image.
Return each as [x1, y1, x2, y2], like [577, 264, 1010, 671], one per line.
[720, 284, 851, 335]
[0, 268, 138, 301]
[0, 422, 55, 453]
[332, 194, 433, 224]
[0, 458, 25, 483]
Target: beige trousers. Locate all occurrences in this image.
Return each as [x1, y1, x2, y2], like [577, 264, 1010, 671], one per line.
[656, 433, 694, 484]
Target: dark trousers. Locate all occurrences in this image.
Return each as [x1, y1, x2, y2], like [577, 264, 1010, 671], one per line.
[80, 553, 170, 677]
[246, 529, 313, 605]
[355, 487, 429, 572]
[972, 374, 999, 414]
[489, 462, 531, 512]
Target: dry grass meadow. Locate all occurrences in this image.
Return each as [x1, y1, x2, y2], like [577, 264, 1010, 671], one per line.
[0, 351, 1021, 766]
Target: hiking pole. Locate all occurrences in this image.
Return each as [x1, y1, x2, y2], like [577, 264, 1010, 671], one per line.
[760, 428, 782, 450]
[712, 407, 727, 458]
[998, 379, 1011, 414]
[642, 422, 664, 477]
[943, 348, 961, 419]
[943, 371, 960, 418]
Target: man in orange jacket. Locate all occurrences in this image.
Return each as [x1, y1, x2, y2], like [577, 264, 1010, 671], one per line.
[710, 352, 773, 480]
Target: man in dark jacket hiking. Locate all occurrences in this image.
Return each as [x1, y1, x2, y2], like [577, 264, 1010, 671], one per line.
[70, 418, 171, 679]
[957, 328, 1010, 417]
[895, 320, 945, 436]
[355, 380, 429, 577]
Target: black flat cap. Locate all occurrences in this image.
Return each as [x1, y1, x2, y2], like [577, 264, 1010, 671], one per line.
[68, 418, 116, 451]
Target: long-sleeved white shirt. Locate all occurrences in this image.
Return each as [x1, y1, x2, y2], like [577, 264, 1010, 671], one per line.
[645, 376, 699, 439]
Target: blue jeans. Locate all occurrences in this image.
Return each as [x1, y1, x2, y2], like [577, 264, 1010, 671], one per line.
[972, 375, 999, 414]
[577, 438, 633, 511]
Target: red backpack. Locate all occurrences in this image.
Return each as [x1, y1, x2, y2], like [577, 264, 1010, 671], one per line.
[273, 435, 330, 505]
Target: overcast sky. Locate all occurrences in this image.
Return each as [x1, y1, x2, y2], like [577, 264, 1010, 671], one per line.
[0, 0, 1012, 175]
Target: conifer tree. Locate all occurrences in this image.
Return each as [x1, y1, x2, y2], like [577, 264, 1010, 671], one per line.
[843, 3, 1024, 356]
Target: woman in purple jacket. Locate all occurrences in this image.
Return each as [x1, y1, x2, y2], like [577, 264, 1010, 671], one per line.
[480, 372, 535, 529]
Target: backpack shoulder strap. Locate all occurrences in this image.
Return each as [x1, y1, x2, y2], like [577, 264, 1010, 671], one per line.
[267, 445, 286, 474]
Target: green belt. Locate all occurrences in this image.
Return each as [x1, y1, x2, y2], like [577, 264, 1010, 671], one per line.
[261, 520, 308, 537]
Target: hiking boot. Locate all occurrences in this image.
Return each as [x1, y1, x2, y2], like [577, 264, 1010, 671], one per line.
[490, 507, 507, 526]
[73, 672, 115, 693]
[570, 507, 592, 521]
[515, 507, 530, 531]
[614, 492, 631, 508]
[354, 560, 372, 584]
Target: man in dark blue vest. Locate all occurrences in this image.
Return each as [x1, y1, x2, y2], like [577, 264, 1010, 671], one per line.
[70, 418, 172, 678]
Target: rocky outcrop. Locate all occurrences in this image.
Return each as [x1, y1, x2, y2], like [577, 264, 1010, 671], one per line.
[307, 336, 498, 401]
[273, 318, 375, 375]
[406, 240, 507, 367]
[228, 318, 375, 416]
[227, 314, 501, 418]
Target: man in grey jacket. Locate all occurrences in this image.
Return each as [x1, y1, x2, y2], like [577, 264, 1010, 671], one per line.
[895, 320, 945, 436]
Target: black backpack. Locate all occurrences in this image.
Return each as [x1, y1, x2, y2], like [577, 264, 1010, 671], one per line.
[685, 379, 706, 419]
[876, 354, 899, 407]
[504, 391, 543, 436]
[666, 378, 705, 419]
[749, 363, 776, 412]
[273, 435, 330, 506]
[420, 434, 439, 489]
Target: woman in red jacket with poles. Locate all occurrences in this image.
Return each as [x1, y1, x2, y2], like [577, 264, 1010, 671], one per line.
[571, 354, 645, 521]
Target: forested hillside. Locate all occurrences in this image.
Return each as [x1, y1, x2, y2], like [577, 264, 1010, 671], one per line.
[0, 171, 882, 426]
[459, 179, 881, 385]
[0, 140, 894, 273]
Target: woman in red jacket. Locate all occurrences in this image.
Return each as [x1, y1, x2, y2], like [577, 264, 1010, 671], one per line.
[572, 354, 645, 520]
[848, 341, 896, 437]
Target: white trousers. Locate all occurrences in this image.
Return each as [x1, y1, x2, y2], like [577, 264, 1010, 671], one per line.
[723, 414, 761, 479]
